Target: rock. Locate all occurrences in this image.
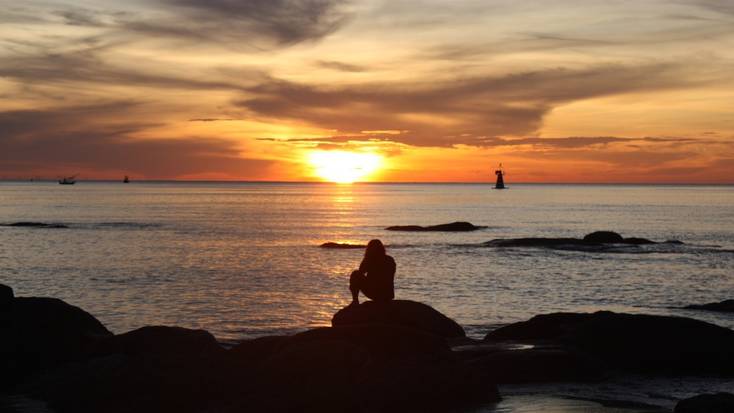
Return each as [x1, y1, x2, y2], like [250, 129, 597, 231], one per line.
[225, 324, 482, 412]
[95, 326, 224, 360]
[674, 392, 734, 413]
[484, 231, 671, 249]
[685, 299, 734, 313]
[582, 231, 624, 243]
[622, 237, 657, 245]
[3, 222, 68, 229]
[332, 300, 465, 338]
[227, 335, 289, 365]
[484, 311, 734, 375]
[319, 242, 366, 249]
[484, 237, 582, 248]
[21, 327, 226, 413]
[22, 352, 225, 413]
[358, 358, 499, 411]
[1, 296, 112, 387]
[0, 283, 13, 305]
[292, 324, 452, 360]
[255, 336, 369, 411]
[385, 221, 485, 232]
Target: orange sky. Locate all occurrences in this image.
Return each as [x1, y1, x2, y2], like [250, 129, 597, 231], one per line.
[1, 0, 733, 183]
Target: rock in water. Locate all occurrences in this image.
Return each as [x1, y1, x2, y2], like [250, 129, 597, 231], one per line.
[674, 392, 734, 413]
[319, 242, 366, 249]
[484, 311, 734, 375]
[4, 221, 68, 229]
[582, 231, 625, 243]
[332, 300, 465, 338]
[685, 299, 734, 313]
[385, 221, 485, 232]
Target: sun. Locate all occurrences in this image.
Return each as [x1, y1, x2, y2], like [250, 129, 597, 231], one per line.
[308, 151, 383, 183]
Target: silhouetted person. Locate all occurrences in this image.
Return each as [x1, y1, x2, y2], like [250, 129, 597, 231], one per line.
[350, 239, 396, 305]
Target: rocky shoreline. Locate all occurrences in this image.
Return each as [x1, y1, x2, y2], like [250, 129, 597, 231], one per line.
[2, 284, 732, 412]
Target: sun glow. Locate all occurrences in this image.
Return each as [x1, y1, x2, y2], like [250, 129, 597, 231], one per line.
[308, 151, 383, 183]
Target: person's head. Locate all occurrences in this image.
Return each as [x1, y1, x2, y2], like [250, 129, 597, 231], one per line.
[364, 239, 386, 261]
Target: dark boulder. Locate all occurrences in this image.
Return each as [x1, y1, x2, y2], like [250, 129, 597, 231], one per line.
[291, 324, 451, 360]
[0, 283, 13, 306]
[332, 300, 465, 338]
[2, 296, 112, 386]
[225, 324, 493, 412]
[685, 299, 734, 313]
[358, 358, 499, 411]
[485, 311, 734, 375]
[94, 325, 224, 359]
[582, 231, 624, 243]
[319, 242, 366, 249]
[385, 221, 485, 232]
[22, 327, 226, 413]
[674, 392, 734, 413]
[227, 335, 289, 365]
[254, 336, 369, 411]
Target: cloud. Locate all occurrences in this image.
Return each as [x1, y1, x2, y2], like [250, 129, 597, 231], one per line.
[238, 62, 709, 147]
[0, 104, 271, 179]
[0, 48, 263, 93]
[118, 0, 349, 49]
[315, 60, 366, 72]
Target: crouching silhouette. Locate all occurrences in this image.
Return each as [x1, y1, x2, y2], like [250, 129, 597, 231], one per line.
[349, 239, 395, 304]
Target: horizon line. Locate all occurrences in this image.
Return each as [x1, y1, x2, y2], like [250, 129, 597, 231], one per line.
[1, 179, 732, 186]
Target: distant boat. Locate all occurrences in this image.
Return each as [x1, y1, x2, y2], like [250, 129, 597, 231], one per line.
[494, 164, 507, 189]
[58, 175, 77, 185]
[123, 175, 130, 183]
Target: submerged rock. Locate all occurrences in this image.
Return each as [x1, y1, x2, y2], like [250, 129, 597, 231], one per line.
[484, 311, 734, 375]
[3, 221, 69, 229]
[685, 299, 734, 313]
[484, 231, 675, 249]
[319, 242, 366, 249]
[674, 392, 734, 413]
[582, 231, 625, 243]
[332, 300, 465, 338]
[385, 221, 485, 232]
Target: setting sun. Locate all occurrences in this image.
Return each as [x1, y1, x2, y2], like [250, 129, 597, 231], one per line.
[308, 151, 382, 183]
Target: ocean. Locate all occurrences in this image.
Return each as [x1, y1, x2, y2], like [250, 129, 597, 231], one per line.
[2, 181, 732, 343]
[3, 181, 734, 412]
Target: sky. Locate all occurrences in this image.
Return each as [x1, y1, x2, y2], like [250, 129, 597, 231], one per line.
[1, 0, 733, 183]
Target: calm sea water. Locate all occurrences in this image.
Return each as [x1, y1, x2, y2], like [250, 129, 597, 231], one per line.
[1, 182, 732, 343]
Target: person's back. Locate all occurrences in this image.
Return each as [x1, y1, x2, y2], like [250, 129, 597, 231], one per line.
[349, 239, 396, 304]
[358, 254, 395, 302]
